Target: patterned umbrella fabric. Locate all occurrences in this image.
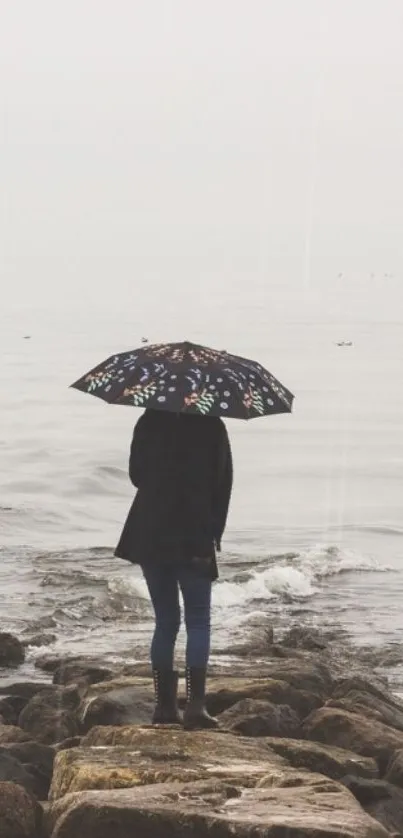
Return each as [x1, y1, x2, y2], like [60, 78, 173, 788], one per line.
[71, 341, 294, 420]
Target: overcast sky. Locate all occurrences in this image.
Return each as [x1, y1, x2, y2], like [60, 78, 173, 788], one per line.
[2, 1, 403, 314]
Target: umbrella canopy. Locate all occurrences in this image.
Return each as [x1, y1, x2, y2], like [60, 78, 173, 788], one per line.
[71, 340, 294, 420]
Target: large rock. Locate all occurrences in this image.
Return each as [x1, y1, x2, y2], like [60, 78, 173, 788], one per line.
[19, 687, 80, 745]
[0, 781, 41, 837]
[34, 654, 118, 681]
[332, 676, 398, 704]
[343, 775, 403, 835]
[82, 685, 154, 731]
[45, 776, 390, 838]
[225, 624, 275, 656]
[0, 752, 39, 797]
[0, 695, 31, 726]
[79, 673, 323, 730]
[54, 737, 82, 753]
[34, 654, 87, 674]
[0, 697, 21, 726]
[53, 660, 117, 689]
[219, 660, 333, 696]
[303, 706, 403, 770]
[282, 625, 335, 651]
[263, 737, 379, 782]
[386, 748, 403, 788]
[0, 682, 54, 702]
[22, 633, 57, 649]
[0, 633, 25, 667]
[0, 725, 32, 744]
[206, 674, 324, 718]
[218, 698, 300, 737]
[0, 742, 55, 800]
[0, 684, 56, 728]
[50, 727, 286, 799]
[328, 689, 403, 733]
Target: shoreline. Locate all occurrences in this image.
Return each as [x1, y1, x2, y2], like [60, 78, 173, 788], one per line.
[1, 625, 403, 835]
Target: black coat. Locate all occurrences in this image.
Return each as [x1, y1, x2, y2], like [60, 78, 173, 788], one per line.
[114, 409, 233, 580]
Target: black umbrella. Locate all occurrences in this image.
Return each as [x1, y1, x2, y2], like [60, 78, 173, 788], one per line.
[71, 340, 294, 420]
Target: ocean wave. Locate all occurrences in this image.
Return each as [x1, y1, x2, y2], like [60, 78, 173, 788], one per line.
[295, 543, 392, 578]
[214, 543, 391, 612]
[214, 565, 318, 609]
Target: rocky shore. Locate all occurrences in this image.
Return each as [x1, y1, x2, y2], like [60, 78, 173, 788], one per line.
[1, 626, 403, 836]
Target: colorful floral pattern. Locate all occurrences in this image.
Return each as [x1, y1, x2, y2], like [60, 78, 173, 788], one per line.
[71, 341, 294, 419]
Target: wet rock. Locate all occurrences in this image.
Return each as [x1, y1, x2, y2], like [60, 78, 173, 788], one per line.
[0, 695, 30, 726]
[0, 742, 54, 800]
[45, 776, 390, 838]
[227, 625, 275, 656]
[282, 626, 332, 651]
[80, 677, 154, 730]
[328, 689, 403, 733]
[120, 662, 153, 677]
[263, 643, 313, 660]
[35, 654, 118, 681]
[343, 775, 403, 835]
[205, 675, 323, 718]
[0, 781, 41, 837]
[19, 687, 80, 745]
[54, 737, 82, 752]
[80, 674, 322, 728]
[303, 706, 403, 770]
[0, 633, 25, 667]
[82, 687, 155, 731]
[210, 677, 323, 719]
[0, 682, 54, 702]
[53, 660, 116, 688]
[212, 661, 332, 697]
[21, 633, 57, 649]
[263, 737, 379, 781]
[332, 675, 395, 703]
[34, 653, 92, 674]
[34, 654, 67, 673]
[0, 725, 32, 744]
[218, 699, 300, 738]
[357, 642, 403, 669]
[51, 727, 286, 798]
[386, 749, 403, 787]
[247, 658, 332, 696]
[0, 752, 39, 796]
[0, 698, 19, 726]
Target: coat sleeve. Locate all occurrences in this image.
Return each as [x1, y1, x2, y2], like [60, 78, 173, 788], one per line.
[212, 422, 233, 551]
[128, 414, 150, 488]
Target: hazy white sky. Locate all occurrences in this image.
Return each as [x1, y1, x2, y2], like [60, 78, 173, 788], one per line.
[2, 1, 403, 313]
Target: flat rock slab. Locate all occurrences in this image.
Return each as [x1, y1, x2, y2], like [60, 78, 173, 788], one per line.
[45, 777, 390, 838]
[263, 737, 379, 781]
[50, 727, 286, 799]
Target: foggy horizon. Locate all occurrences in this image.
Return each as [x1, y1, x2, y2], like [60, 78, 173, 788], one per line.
[2, 1, 403, 321]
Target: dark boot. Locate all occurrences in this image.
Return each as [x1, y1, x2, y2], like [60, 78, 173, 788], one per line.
[152, 669, 182, 725]
[183, 666, 219, 730]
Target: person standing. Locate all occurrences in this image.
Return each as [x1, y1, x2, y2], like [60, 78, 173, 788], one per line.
[115, 408, 233, 729]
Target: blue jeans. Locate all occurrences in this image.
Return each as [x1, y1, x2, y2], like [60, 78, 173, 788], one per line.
[142, 563, 212, 669]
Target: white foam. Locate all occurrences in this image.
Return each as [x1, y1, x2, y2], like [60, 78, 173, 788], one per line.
[213, 565, 318, 611]
[213, 543, 391, 617]
[295, 543, 392, 579]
